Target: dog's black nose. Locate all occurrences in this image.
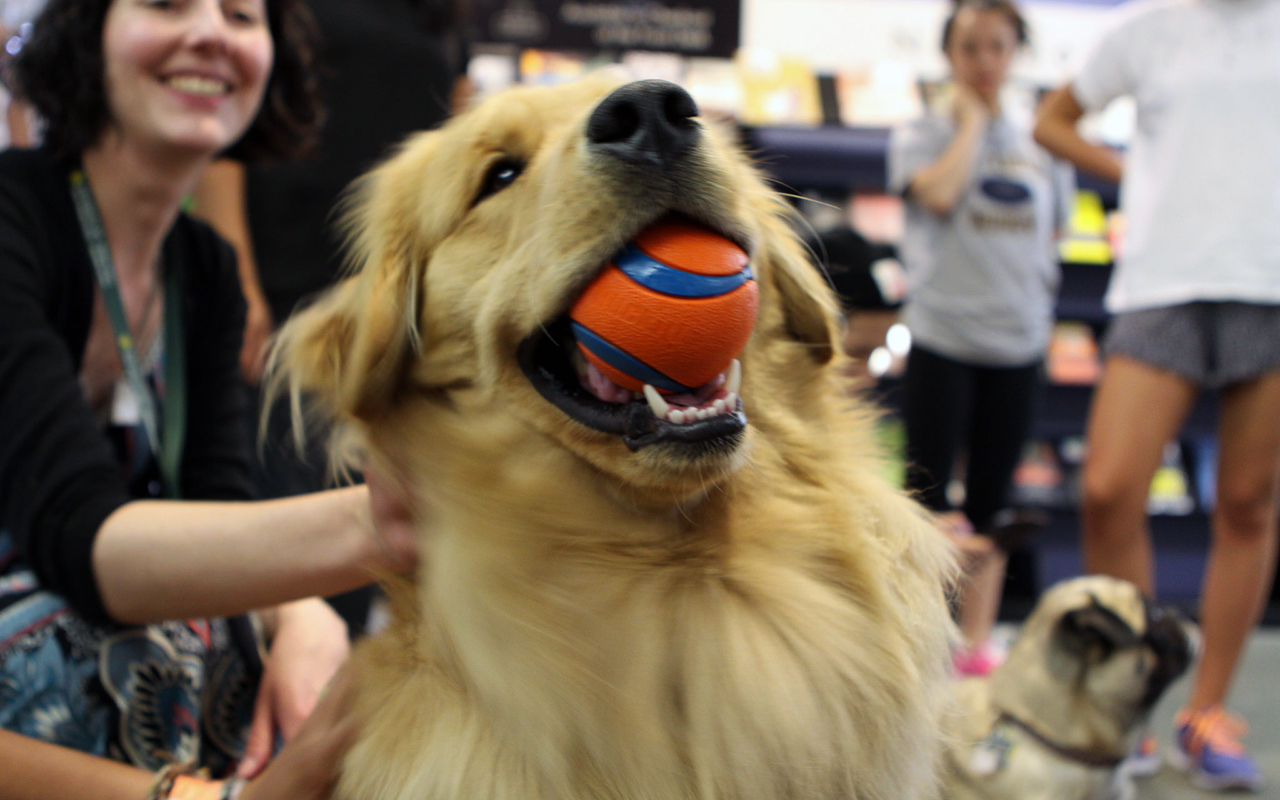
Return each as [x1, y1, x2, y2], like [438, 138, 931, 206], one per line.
[587, 80, 700, 167]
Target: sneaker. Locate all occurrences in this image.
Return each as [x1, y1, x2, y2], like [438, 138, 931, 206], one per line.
[953, 641, 1003, 677]
[1121, 733, 1161, 779]
[1172, 705, 1264, 792]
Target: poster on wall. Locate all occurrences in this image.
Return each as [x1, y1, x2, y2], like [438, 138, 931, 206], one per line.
[472, 0, 741, 59]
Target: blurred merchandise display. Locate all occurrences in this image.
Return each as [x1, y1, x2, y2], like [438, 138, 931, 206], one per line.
[835, 62, 923, 127]
[737, 48, 822, 126]
[1191, 437, 1217, 513]
[1046, 321, 1100, 386]
[848, 193, 905, 244]
[518, 48, 593, 85]
[1011, 440, 1066, 508]
[1148, 442, 1196, 517]
[1058, 189, 1112, 265]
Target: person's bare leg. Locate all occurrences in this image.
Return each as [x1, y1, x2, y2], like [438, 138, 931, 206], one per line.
[957, 551, 1007, 648]
[1080, 356, 1198, 596]
[1187, 372, 1280, 711]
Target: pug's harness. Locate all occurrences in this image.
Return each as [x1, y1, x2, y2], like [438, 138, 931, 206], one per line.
[994, 712, 1127, 770]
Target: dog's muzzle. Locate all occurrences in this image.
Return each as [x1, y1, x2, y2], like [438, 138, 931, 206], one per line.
[1141, 604, 1195, 708]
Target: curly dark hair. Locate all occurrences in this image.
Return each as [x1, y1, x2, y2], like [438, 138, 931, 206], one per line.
[941, 0, 1029, 52]
[13, 0, 324, 162]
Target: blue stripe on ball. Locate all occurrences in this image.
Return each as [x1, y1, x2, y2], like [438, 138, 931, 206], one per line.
[614, 244, 752, 298]
[571, 322, 692, 394]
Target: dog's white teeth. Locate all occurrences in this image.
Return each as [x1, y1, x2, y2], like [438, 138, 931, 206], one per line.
[652, 374, 742, 425]
[726, 359, 742, 397]
[643, 384, 670, 418]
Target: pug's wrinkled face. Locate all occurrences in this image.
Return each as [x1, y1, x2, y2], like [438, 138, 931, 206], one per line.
[1044, 576, 1195, 717]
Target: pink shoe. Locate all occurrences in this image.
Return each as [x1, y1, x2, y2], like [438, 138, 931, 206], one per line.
[953, 641, 1003, 677]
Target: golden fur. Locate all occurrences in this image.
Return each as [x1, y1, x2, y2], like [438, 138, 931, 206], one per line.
[273, 76, 956, 800]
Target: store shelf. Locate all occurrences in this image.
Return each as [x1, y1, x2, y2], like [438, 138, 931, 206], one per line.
[742, 124, 1121, 206]
[1030, 509, 1211, 608]
[741, 125, 890, 194]
[1055, 261, 1113, 326]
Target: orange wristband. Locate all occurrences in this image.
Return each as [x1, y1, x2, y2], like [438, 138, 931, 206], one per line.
[167, 775, 224, 800]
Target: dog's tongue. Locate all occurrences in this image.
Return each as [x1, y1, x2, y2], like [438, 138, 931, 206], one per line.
[581, 359, 709, 406]
[584, 360, 634, 404]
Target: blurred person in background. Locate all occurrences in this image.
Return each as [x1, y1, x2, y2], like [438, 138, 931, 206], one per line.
[1036, 0, 1280, 790]
[890, 0, 1070, 677]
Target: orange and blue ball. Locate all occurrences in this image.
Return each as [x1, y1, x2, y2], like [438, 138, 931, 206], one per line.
[569, 220, 758, 395]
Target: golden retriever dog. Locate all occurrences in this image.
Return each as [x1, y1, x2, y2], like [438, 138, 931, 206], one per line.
[940, 576, 1195, 800]
[274, 76, 956, 800]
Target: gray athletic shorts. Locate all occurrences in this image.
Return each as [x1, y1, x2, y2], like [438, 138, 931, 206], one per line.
[1103, 302, 1280, 389]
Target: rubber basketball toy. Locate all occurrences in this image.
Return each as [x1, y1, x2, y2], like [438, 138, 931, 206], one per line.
[569, 219, 758, 396]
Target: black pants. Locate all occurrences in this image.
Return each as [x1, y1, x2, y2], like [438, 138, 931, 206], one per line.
[902, 345, 1042, 531]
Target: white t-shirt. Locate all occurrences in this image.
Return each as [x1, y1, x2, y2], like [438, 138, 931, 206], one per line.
[889, 113, 1072, 366]
[1073, 0, 1280, 313]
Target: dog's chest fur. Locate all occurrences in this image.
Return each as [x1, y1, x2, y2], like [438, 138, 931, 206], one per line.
[338, 431, 949, 800]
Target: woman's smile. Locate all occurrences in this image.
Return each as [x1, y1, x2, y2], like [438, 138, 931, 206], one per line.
[100, 0, 272, 157]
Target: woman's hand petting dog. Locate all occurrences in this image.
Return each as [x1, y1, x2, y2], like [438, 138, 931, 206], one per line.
[239, 598, 351, 779]
[365, 461, 422, 574]
[239, 663, 360, 800]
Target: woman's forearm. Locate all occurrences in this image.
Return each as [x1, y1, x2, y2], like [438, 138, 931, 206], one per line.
[0, 729, 152, 800]
[907, 111, 988, 217]
[1033, 86, 1123, 184]
[92, 486, 378, 624]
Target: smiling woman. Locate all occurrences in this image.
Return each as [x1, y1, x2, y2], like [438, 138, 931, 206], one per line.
[98, 0, 274, 157]
[17, 0, 319, 161]
[0, 1, 417, 799]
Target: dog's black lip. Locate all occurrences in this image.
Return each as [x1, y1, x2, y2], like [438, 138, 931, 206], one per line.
[516, 318, 747, 452]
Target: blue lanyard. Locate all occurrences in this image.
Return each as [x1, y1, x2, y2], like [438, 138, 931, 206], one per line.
[69, 169, 186, 498]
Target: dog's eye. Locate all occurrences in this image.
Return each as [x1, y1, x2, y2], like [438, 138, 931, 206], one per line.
[475, 158, 525, 204]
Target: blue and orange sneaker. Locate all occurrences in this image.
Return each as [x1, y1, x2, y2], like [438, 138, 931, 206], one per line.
[1172, 705, 1264, 792]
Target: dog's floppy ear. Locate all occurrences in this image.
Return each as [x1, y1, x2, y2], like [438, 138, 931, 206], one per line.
[1056, 597, 1141, 660]
[269, 158, 430, 422]
[756, 205, 839, 363]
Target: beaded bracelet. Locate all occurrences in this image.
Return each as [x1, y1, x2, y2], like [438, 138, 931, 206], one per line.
[168, 774, 251, 800]
[144, 765, 247, 800]
[167, 775, 223, 800]
[219, 777, 248, 800]
[144, 764, 187, 800]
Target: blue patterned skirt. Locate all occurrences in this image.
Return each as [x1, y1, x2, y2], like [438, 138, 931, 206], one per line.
[0, 530, 260, 775]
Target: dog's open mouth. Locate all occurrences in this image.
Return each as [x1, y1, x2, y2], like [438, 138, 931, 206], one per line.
[518, 221, 750, 453]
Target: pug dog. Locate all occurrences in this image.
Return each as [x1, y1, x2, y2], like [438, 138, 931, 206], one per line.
[941, 575, 1195, 800]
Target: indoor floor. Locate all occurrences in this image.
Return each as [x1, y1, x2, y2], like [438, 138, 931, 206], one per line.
[1136, 628, 1280, 799]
